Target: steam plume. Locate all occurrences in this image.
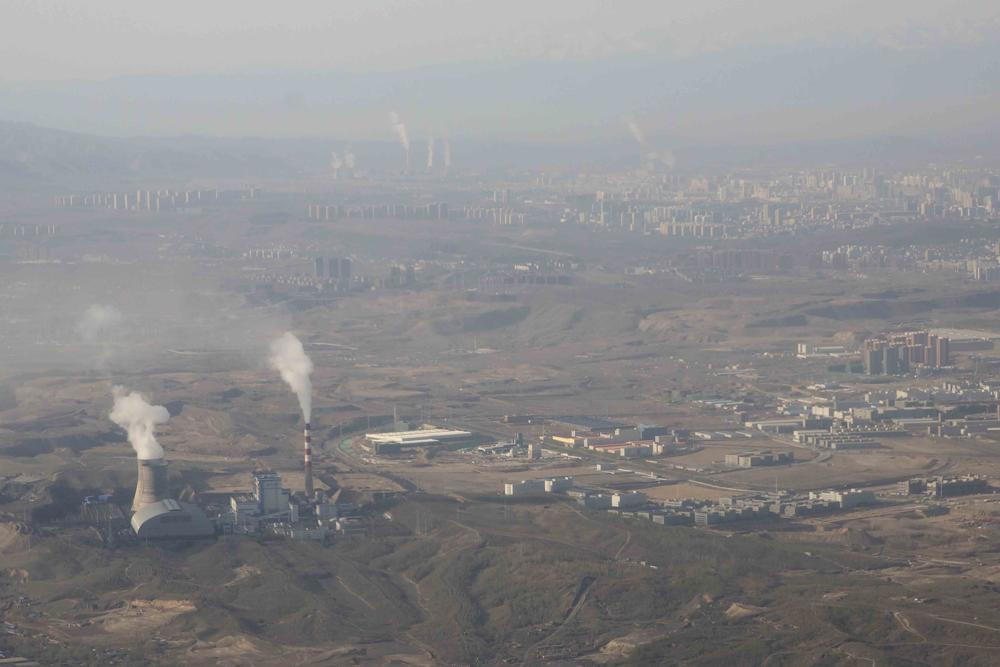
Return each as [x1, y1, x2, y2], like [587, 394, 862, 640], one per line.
[626, 116, 646, 147]
[269, 332, 313, 422]
[625, 115, 675, 170]
[110, 386, 169, 460]
[388, 111, 410, 151]
[77, 304, 123, 344]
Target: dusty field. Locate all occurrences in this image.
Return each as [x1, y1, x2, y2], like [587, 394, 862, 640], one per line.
[644, 482, 734, 501]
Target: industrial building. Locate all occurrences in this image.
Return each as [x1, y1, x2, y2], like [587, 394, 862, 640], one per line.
[928, 475, 991, 498]
[364, 427, 474, 448]
[544, 477, 574, 493]
[132, 499, 215, 540]
[808, 489, 876, 509]
[504, 479, 546, 496]
[226, 470, 339, 537]
[611, 491, 647, 508]
[579, 494, 613, 509]
[723, 450, 793, 468]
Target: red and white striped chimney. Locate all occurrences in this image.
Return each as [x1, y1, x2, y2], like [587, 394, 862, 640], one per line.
[304, 422, 314, 499]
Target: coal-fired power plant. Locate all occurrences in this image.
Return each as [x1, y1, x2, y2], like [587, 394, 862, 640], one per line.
[132, 458, 169, 512]
[304, 422, 314, 498]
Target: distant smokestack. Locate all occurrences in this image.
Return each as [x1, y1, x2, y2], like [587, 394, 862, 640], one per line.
[330, 150, 343, 179]
[426, 136, 435, 170]
[304, 422, 314, 498]
[132, 458, 169, 512]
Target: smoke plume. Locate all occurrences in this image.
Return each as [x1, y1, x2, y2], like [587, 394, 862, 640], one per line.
[626, 116, 646, 147]
[625, 115, 675, 169]
[443, 136, 451, 169]
[269, 332, 314, 422]
[388, 111, 410, 152]
[426, 135, 435, 169]
[110, 386, 169, 460]
[76, 304, 123, 344]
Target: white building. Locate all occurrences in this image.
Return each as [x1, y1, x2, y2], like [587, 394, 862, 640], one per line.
[809, 489, 875, 509]
[365, 427, 473, 447]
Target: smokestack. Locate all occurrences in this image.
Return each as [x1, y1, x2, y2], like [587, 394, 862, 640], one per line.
[132, 458, 169, 512]
[269, 332, 316, 497]
[304, 422, 314, 498]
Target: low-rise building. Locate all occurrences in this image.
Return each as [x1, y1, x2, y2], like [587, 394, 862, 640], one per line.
[611, 491, 647, 508]
[723, 450, 793, 468]
[544, 477, 574, 493]
[809, 489, 876, 509]
[580, 494, 613, 509]
[504, 479, 546, 496]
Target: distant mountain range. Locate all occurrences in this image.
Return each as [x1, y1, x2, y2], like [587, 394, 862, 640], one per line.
[1, 43, 998, 145]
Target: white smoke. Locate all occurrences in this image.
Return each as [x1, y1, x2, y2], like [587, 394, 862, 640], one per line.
[426, 136, 435, 169]
[110, 386, 169, 460]
[76, 304, 123, 344]
[269, 332, 314, 422]
[626, 115, 675, 170]
[330, 151, 343, 170]
[626, 116, 646, 147]
[388, 111, 410, 152]
[344, 149, 356, 169]
[443, 136, 452, 169]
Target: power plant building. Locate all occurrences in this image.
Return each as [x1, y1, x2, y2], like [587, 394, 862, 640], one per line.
[253, 470, 288, 514]
[132, 499, 215, 540]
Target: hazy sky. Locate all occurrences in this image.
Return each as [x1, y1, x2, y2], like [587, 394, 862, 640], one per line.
[4, 0, 998, 80]
[1, 1, 998, 143]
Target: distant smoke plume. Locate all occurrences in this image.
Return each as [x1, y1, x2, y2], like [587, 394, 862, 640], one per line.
[626, 116, 646, 147]
[344, 149, 356, 170]
[625, 115, 675, 170]
[388, 111, 410, 152]
[443, 136, 452, 169]
[269, 332, 313, 422]
[426, 136, 435, 169]
[110, 386, 169, 460]
[76, 304, 123, 344]
[330, 151, 343, 170]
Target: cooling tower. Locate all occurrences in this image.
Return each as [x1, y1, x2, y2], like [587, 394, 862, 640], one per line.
[304, 423, 314, 499]
[132, 458, 169, 512]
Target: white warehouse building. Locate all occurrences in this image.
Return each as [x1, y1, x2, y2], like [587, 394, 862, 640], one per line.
[365, 428, 473, 447]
